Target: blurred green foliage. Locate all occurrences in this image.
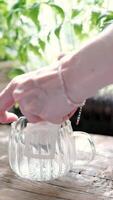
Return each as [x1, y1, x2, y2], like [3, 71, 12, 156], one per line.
[0, 0, 113, 77]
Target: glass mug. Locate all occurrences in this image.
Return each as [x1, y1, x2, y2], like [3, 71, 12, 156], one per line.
[70, 131, 95, 170]
[9, 117, 95, 181]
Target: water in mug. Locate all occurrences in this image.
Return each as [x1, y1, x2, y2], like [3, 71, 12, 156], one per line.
[9, 118, 72, 181]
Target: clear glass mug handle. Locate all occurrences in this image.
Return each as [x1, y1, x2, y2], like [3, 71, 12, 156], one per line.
[14, 116, 28, 131]
[70, 131, 96, 169]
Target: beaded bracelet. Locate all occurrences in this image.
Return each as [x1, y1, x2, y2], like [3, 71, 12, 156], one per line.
[76, 100, 85, 125]
[58, 64, 86, 125]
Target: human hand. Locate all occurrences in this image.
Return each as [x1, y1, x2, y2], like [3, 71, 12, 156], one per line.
[0, 65, 77, 124]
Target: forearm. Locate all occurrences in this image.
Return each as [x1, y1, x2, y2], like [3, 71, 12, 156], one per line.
[60, 25, 113, 103]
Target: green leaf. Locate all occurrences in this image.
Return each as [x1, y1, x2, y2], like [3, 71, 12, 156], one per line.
[12, 0, 26, 9]
[18, 36, 31, 63]
[18, 45, 28, 63]
[18, 0, 26, 4]
[94, 0, 104, 5]
[86, 0, 103, 5]
[8, 67, 25, 79]
[71, 9, 81, 19]
[98, 11, 113, 30]
[47, 32, 51, 42]
[100, 11, 113, 21]
[7, 1, 25, 27]
[73, 23, 83, 36]
[104, 19, 113, 26]
[49, 3, 65, 22]
[0, 0, 8, 14]
[72, 23, 87, 40]
[0, 0, 5, 3]
[0, 0, 7, 5]
[24, 3, 40, 31]
[90, 10, 101, 29]
[7, 10, 20, 27]
[54, 25, 62, 39]
[10, 0, 26, 11]
[29, 44, 43, 58]
[38, 38, 45, 51]
[100, 19, 113, 31]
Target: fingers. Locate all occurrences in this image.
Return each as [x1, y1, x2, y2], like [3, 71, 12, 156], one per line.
[22, 112, 43, 123]
[18, 103, 43, 123]
[0, 111, 18, 124]
[0, 82, 15, 111]
[0, 81, 17, 123]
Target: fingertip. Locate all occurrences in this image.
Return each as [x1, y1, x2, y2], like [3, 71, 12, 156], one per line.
[0, 111, 18, 124]
[0, 84, 15, 111]
[7, 112, 18, 123]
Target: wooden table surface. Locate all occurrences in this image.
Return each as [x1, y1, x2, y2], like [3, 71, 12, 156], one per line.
[0, 125, 113, 200]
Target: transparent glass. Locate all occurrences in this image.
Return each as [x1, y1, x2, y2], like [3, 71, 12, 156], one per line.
[9, 117, 96, 181]
[70, 131, 96, 170]
[9, 117, 73, 181]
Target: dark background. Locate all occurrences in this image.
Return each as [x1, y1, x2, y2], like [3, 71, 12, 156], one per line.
[70, 97, 113, 136]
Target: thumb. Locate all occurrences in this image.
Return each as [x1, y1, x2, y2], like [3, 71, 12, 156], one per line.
[0, 82, 18, 123]
[0, 82, 15, 112]
[0, 111, 18, 124]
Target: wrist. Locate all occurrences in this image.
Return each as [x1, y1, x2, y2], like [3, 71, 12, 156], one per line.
[59, 54, 86, 104]
[58, 53, 85, 106]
